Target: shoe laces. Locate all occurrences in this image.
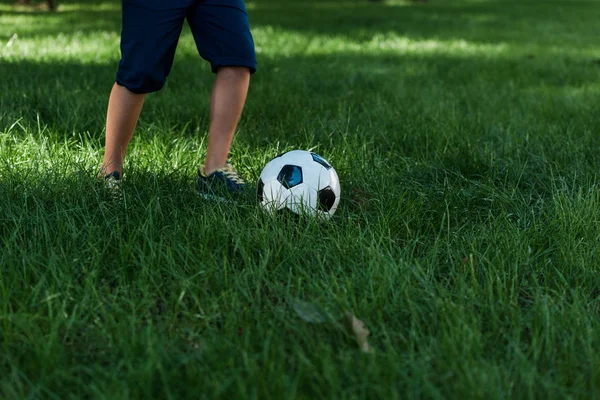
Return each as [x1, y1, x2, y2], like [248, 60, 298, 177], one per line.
[102, 172, 122, 200]
[217, 164, 245, 185]
[201, 164, 245, 185]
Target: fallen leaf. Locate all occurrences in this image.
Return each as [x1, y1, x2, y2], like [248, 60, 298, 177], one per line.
[345, 312, 372, 353]
[290, 298, 328, 324]
[290, 300, 374, 353]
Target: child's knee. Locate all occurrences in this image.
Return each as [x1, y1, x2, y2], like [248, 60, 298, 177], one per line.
[223, 66, 250, 73]
[116, 67, 166, 94]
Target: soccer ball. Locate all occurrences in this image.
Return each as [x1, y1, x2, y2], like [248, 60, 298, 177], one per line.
[257, 150, 341, 218]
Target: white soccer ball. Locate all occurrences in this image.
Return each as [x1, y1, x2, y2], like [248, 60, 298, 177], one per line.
[257, 150, 341, 218]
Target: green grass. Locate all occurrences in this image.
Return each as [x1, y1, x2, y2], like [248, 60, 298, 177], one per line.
[1, 0, 600, 398]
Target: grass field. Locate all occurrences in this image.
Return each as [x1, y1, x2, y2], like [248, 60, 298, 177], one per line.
[1, 0, 600, 398]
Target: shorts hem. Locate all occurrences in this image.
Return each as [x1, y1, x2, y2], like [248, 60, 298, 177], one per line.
[210, 58, 257, 74]
[115, 78, 163, 95]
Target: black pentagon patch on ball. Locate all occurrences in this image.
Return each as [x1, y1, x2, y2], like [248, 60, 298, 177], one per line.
[318, 186, 336, 212]
[257, 178, 264, 201]
[277, 165, 303, 189]
[311, 153, 332, 170]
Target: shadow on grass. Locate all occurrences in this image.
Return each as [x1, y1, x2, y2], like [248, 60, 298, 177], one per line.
[0, 4, 120, 40]
[1, 45, 598, 140]
[2, 0, 599, 51]
[249, 0, 600, 47]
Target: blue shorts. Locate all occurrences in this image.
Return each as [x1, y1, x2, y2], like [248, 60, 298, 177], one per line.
[116, 0, 257, 94]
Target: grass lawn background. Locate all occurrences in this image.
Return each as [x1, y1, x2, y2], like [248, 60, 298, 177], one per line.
[1, 0, 600, 398]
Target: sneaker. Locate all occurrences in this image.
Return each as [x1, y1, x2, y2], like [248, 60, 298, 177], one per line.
[197, 163, 246, 198]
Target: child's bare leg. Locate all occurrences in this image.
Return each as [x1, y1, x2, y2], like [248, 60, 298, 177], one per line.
[203, 66, 250, 175]
[100, 83, 146, 177]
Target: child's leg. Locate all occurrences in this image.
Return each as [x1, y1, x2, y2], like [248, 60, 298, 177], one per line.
[99, 0, 190, 178]
[187, 0, 257, 175]
[100, 83, 146, 177]
[204, 67, 250, 175]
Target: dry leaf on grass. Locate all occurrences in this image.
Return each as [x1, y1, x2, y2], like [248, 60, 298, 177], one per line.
[290, 299, 374, 353]
[290, 298, 328, 324]
[345, 312, 372, 353]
